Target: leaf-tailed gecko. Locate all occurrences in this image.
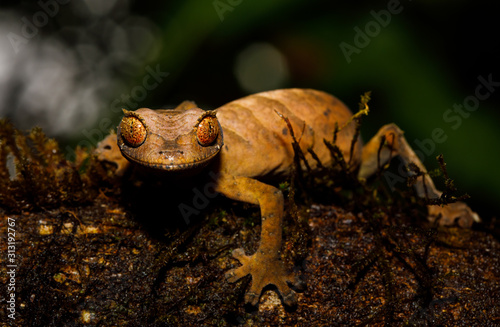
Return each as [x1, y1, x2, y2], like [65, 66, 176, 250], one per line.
[96, 88, 479, 306]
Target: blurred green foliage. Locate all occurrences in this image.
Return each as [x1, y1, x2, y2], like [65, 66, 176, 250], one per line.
[5, 0, 493, 216]
[126, 0, 498, 217]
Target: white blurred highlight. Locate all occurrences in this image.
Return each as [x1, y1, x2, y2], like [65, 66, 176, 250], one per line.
[234, 42, 289, 94]
[0, 0, 160, 138]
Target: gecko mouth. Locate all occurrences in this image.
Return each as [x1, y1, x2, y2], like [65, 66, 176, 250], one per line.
[120, 145, 222, 172]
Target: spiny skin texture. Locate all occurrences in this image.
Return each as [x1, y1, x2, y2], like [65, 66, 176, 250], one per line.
[97, 88, 478, 307]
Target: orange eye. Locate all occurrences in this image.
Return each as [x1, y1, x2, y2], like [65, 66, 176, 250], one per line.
[197, 116, 219, 146]
[119, 115, 146, 147]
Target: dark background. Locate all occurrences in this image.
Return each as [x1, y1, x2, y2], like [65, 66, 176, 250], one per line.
[0, 0, 498, 219]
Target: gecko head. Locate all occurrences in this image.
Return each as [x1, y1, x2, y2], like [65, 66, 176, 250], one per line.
[117, 107, 223, 172]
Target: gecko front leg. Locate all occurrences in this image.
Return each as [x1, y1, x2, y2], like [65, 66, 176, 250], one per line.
[358, 124, 480, 227]
[214, 174, 301, 306]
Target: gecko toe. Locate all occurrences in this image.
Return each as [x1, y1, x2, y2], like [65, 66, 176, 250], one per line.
[232, 248, 249, 262]
[244, 292, 260, 306]
[428, 202, 480, 228]
[282, 290, 297, 307]
[226, 266, 249, 283]
[225, 269, 238, 282]
[291, 276, 306, 292]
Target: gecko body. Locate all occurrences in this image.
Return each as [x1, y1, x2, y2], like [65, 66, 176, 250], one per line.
[97, 88, 478, 306]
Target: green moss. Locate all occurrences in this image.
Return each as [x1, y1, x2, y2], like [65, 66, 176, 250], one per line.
[0, 99, 494, 325]
[0, 119, 119, 212]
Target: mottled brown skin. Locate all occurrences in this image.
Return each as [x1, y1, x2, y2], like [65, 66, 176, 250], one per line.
[97, 88, 479, 307]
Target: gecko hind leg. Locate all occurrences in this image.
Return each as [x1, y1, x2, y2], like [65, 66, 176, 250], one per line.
[357, 123, 479, 227]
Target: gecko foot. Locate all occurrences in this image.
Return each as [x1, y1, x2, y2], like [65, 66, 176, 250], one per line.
[427, 202, 480, 228]
[226, 248, 301, 307]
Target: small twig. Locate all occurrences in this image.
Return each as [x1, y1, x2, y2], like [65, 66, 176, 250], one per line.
[274, 109, 311, 173]
[339, 91, 371, 132]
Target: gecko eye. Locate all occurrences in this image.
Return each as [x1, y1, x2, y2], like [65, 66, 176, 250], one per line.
[196, 116, 219, 146]
[119, 115, 147, 147]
